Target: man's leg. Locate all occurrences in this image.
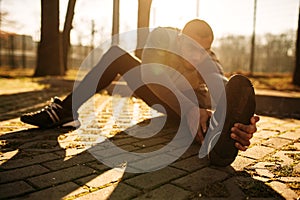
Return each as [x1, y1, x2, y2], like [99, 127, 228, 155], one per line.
[62, 46, 140, 112]
[21, 46, 140, 128]
[65, 46, 181, 121]
[21, 46, 180, 128]
[199, 74, 256, 167]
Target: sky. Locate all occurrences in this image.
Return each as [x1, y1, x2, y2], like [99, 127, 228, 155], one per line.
[1, 0, 299, 45]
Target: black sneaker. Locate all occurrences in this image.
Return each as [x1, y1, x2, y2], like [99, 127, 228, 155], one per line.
[20, 97, 80, 129]
[199, 74, 256, 167]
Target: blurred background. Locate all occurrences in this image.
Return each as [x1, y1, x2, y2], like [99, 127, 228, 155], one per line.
[0, 0, 299, 75]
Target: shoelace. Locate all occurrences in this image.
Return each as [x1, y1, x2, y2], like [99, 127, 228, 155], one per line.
[43, 101, 63, 123]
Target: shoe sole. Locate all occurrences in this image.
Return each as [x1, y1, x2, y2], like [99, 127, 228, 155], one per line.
[61, 120, 81, 128]
[46, 118, 80, 129]
[21, 116, 80, 129]
[208, 74, 256, 167]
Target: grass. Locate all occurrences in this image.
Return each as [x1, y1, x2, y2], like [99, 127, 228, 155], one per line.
[226, 71, 300, 92]
[249, 75, 300, 92]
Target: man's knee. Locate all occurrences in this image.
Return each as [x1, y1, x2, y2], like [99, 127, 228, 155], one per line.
[108, 45, 124, 52]
[107, 45, 141, 63]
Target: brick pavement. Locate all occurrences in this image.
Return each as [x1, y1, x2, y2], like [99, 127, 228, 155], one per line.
[0, 77, 300, 199]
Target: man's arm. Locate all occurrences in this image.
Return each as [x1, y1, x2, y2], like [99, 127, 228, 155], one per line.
[231, 116, 260, 151]
[141, 28, 199, 117]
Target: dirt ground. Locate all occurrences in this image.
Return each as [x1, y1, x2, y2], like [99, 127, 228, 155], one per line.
[1, 67, 300, 93]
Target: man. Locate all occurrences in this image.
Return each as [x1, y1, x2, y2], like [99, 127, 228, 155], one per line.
[21, 19, 259, 166]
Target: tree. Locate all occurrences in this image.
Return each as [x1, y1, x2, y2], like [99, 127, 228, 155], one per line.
[112, 0, 120, 45]
[35, 0, 76, 76]
[216, 35, 250, 72]
[261, 33, 295, 73]
[62, 0, 76, 71]
[35, 0, 63, 76]
[293, 7, 300, 86]
[135, 0, 152, 59]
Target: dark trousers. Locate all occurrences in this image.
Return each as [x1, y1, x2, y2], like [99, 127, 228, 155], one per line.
[62, 46, 181, 122]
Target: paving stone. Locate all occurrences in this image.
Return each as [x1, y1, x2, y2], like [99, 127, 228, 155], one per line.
[252, 175, 271, 183]
[27, 165, 95, 189]
[88, 145, 124, 159]
[111, 137, 140, 146]
[15, 182, 83, 200]
[75, 167, 125, 188]
[0, 152, 61, 170]
[128, 153, 183, 172]
[85, 161, 110, 172]
[56, 147, 86, 157]
[257, 116, 281, 127]
[18, 140, 61, 152]
[278, 176, 300, 183]
[262, 137, 292, 149]
[234, 176, 286, 199]
[133, 184, 193, 200]
[171, 155, 209, 172]
[0, 181, 34, 199]
[62, 184, 89, 200]
[132, 144, 164, 153]
[281, 120, 300, 129]
[0, 149, 19, 161]
[249, 136, 264, 146]
[223, 177, 246, 199]
[250, 162, 276, 178]
[293, 162, 300, 174]
[239, 145, 274, 160]
[167, 143, 200, 160]
[293, 142, 300, 150]
[75, 184, 116, 200]
[268, 181, 299, 200]
[74, 174, 98, 185]
[279, 131, 300, 141]
[100, 152, 147, 170]
[254, 130, 279, 139]
[131, 137, 169, 148]
[112, 144, 141, 154]
[42, 152, 96, 170]
[231, 156, 256, 171]
[274, 125, 295, 134]
[0, 164, 49, 183]
[125, 166, 186, 190]
[122, 171, 139, 180]
[109, 183, 141, 200]
[172, 167, 229, 192]
[211, 165, 237, 175]
[273, 151, 297, 165]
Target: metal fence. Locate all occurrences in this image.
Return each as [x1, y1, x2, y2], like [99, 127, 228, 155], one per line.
[0, 33, 92, 69]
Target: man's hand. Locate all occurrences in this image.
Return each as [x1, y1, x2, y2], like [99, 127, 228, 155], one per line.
[187, 106, 211, 144]
[230, 116, 260, 151]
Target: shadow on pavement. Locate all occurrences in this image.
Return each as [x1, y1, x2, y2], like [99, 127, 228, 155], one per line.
[0, 118, 285, 200]
[0, 78, 75, 121]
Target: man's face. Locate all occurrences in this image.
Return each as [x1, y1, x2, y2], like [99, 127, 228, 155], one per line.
[179, 33, 213, 69]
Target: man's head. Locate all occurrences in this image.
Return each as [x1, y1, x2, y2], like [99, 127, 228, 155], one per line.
[178, 19, 214, 68]
[181, 19, 214, 50]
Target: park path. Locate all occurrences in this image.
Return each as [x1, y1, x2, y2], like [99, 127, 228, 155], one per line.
[0, 77, 299, 199]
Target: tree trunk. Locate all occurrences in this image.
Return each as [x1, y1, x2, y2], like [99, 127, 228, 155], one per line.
[293, 7, 300, 86]
[135, 0, 152, 59]
[35, 0, 63, 76]
[112, 0, 120, 45]
[62, 0, 76, 71]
